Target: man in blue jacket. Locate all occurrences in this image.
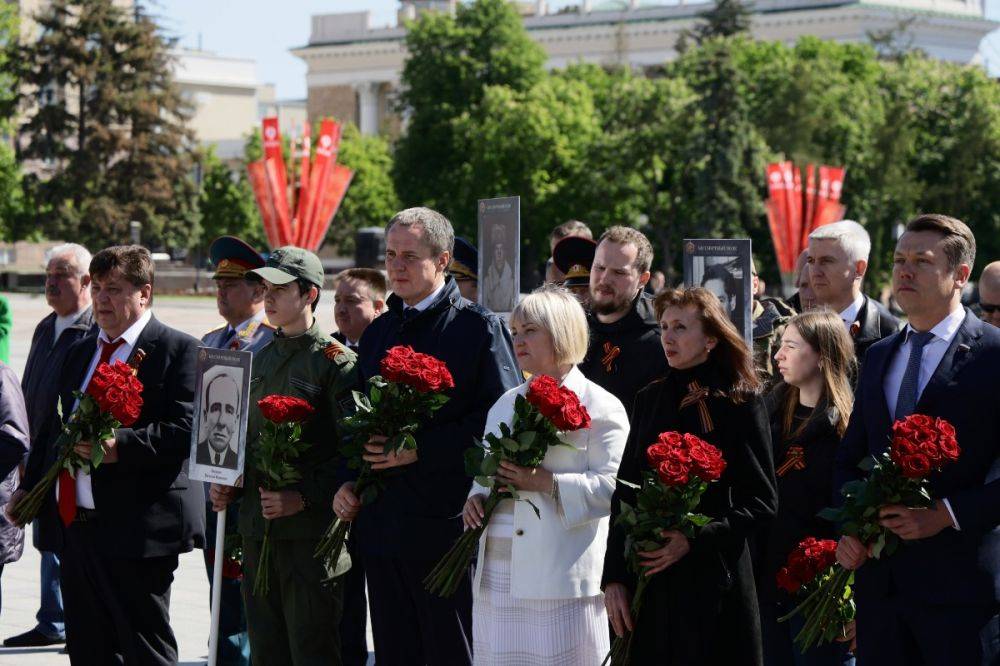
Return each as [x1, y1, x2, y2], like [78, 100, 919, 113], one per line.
[333, 207, 521, 665]
[835, 214, 1000, 665]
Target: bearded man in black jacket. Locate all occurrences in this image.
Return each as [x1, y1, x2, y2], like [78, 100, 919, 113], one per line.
[579, 226, 668, 414]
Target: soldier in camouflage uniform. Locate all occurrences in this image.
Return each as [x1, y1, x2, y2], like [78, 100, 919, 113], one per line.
[210, 247, 358, 666]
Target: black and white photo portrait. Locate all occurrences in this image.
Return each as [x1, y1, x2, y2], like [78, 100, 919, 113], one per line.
[478, 196, 520, 313]
[189, 347, 252, 486]
[683, 239, 753, 346]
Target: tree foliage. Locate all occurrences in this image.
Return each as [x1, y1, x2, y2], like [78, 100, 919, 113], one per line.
[197, 147, 265, 249]
[13, 0, 198, 251]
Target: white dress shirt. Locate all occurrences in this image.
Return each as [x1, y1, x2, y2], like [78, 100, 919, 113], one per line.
[838, 292, 866, 328]
[407, 281, 447, 312]
[74, 309, 153, 509]
[882, 305, 966, 529]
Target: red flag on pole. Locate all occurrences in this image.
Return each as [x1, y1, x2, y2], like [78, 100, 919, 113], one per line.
[246, 160, 280, 249]
[261, 118, 291, 245]
[305, 164, 354, 252]
[300, 119, 342, 247]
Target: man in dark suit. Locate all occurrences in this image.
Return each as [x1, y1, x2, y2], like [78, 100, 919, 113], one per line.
[808, 220, 902, 365]
[332, 267, 386, 352]
[331, 266, 387, 666]
[15, 245, 205, 665]
[333, 207, 520, 665]
[4, 244, 95, 649]
[835, 214, 1000, 665]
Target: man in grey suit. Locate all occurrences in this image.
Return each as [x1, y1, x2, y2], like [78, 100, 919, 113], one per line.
[4, 243, 95, 649]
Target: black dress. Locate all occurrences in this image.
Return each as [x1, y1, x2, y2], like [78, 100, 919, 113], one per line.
[603, 359, 778, 665]
[756, 384, 852, 666]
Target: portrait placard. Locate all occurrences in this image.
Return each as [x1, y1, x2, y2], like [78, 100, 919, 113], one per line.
[189, 347, 252, 486]
[683, 238, 753, 347]
[477, 196, 520, 314]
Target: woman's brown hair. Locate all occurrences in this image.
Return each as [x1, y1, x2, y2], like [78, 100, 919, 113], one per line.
[653, 287, 760, 402]
[779, 310, 856, 438]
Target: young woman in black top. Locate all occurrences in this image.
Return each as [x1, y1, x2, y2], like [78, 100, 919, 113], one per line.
[759, 310, 857, 666]
[602, 287, 778, 665]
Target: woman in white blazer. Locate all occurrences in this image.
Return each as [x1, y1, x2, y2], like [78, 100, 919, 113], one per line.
[463, 287, 629, 665]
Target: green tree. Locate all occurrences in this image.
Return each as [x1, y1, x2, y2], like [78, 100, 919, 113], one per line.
[331, 123, 399, 254]
[197, 148, 264, 248]
[0, 2, 24, 241]
[13, 0, 198, 251]
[393, 0, 546, 222]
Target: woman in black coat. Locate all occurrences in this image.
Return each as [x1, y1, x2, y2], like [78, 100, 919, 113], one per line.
[757, 310, 857, 666]
[603, 287, 778, 665]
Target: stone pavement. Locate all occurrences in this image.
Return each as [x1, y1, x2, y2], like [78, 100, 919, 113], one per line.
[0, 291, 373, 665]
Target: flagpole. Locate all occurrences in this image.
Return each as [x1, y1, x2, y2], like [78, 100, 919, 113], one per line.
[208, 505, 226, 666]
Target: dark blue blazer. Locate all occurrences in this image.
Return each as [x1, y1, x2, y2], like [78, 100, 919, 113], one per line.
[835, 309, 1000, 607]
[351, 277, 521, 558]
[23, 314, 206, 558]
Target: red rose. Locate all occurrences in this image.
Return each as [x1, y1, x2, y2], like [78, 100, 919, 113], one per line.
[935, 418, 955, 438]
[690, 442, 726, 482]
[776, 566, 800, 594]
[555, 400, 591, 431]
[937, 436, 960, 462]
[258, 395, 315, 424]
[646, 443, 673, 466]
[898, 452, 933, 479]
[658, 432, 684, 448]
[657, 460, 689, 486]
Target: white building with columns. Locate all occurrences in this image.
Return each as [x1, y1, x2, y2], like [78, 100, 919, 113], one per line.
[291, 0, 996, 135]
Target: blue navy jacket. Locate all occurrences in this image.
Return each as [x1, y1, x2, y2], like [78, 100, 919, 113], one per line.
[835, 309, 1000, 606]
[351, 277, 521, 557]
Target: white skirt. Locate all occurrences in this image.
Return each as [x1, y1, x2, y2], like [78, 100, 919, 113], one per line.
[472, 537, 610, 666]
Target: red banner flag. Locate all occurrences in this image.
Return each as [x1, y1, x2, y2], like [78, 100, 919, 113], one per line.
[247, 160, 280, 249]
[300, 119, 342, 247]
[261, 118, 292, 245]
[293, 127, 312, 244]
[305, 164, 354, 252]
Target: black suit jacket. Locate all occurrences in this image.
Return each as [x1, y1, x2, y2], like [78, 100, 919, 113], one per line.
[351, 277, 521, 558]
[195, 440, 238, 470]
[835, 309, 1000, 607]
[851, 294, 902, 365]
[23, 314, 206, 557]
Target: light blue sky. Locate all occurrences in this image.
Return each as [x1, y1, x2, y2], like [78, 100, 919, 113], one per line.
[153, 0, 999, 100]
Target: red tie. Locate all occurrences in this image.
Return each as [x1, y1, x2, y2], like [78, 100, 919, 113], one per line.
[58, 337, 126, 527]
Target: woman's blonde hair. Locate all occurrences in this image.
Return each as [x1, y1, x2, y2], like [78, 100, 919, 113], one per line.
[510, 286, 590, 366]
[780, 309, 856, 438]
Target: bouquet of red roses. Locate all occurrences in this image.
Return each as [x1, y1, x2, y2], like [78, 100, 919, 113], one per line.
[11, 358, 144, 526]
[603, 432, 726, 666]
[252, 394, 315, 595]
[423, 375, 591, 597]
[784, 414, 959, 648]
[776, 537, 855, 648]
[315, 345, 454, 576]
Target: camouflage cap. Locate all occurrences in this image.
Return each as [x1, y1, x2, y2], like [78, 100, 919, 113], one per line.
[251, 246, 325, 287]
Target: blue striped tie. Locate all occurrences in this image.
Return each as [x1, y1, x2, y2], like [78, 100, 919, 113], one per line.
[894, 330, 934, 422]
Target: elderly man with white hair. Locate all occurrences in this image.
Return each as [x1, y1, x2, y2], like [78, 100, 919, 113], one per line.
[807, 220, 901, 363]
[4, 243, 95, 649]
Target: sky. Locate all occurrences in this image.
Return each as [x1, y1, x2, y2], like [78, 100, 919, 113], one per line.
[153, 0, 999, 101]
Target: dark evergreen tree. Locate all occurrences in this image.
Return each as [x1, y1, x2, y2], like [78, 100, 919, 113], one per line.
[13, 0, 198, 250]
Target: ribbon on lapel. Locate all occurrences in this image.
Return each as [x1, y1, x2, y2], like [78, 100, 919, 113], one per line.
[679, 380, 714, 433]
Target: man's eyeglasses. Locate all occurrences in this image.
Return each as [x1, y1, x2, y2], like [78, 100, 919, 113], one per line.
[980, 301, 1000, 314]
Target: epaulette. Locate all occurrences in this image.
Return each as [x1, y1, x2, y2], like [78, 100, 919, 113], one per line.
[201, 323, 226, 340]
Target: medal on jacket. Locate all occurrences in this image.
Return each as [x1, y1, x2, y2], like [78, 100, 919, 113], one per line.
[679, 380, 714, 433]
[776, 445, 806, 476]
[601, 341, 620, 373]
[849, 321, 861, 338]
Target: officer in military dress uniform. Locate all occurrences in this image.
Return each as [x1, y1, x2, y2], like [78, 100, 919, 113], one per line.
[553, 235, 597, 308]
[449, 237, 479, 303]
[210, 247, 358, 665]
[200, 236, 274, 666]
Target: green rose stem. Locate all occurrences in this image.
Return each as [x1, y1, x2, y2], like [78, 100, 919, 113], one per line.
[10, 431, 75, 525]
[602, 573, 651, 666]
[314, 465, 375, 577]
[423, 489, 503, 597]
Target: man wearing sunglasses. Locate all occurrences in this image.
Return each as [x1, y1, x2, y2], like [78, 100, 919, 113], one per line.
[979, 261, 1000, 328]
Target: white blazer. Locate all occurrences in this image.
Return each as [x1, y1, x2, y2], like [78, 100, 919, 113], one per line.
[470, 366, 629, 600]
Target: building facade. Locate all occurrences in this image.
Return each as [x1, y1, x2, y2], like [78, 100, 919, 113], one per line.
[292, 0, 997, 135]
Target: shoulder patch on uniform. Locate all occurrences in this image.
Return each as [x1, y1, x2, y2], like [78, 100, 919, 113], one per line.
[324, 340, 348, 362]
[202, 323, 226, 337]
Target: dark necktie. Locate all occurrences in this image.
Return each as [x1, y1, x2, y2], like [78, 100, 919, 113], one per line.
[58, 337, 127, 526]
[893, 330, 934, 422]
[402, 307, 419, 323]
[219, 326, 237, 349]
